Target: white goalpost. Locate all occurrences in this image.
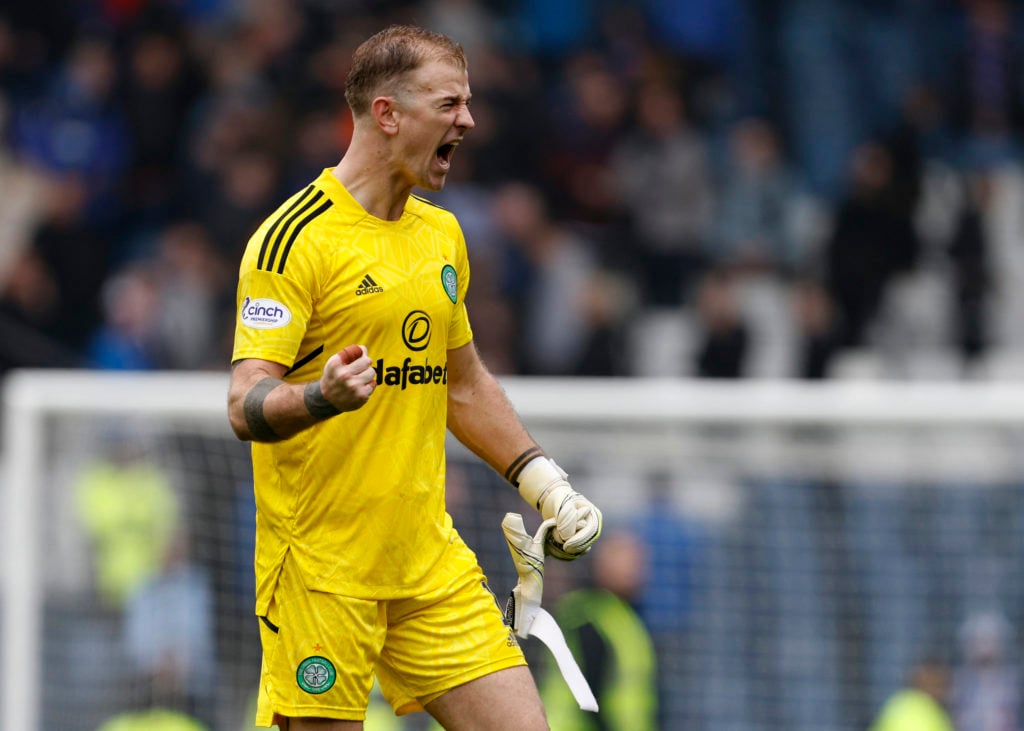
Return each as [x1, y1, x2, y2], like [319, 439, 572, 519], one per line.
[6, 370, 1024, 730]
[2, 371, 233, 731]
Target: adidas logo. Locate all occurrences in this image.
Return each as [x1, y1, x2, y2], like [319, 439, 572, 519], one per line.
[355, 274, 384, 296]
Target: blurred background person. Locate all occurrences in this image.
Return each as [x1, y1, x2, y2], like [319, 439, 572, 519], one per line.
[11, 31, 128, 228]
[693, 268, 750, 379]
[790, 277, 842, 379]
[951, 610, 1021, 731]
[150, 221, 233, 370]
[610, 76, 714, 308]
[124, 530, 216, 727]
[632, 470, 706, 731]
[540, 528, 658, 731]
[87, 264, 165, 370]
[74, 435, 179, 610]
[491, 181, 628, 376]
[711, 116, 807, 277]
[946, 171, 995, 364]
[544, 52, 627, 227]
[948, 0, 1022, 169]
[823, 140, 921, 349]
[869, 658, 953, 731]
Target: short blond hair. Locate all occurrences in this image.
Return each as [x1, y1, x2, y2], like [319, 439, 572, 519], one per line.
[344, 25, 467, 117]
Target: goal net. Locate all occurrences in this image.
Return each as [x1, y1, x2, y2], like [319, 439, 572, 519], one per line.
[5, 371, 1024, 730]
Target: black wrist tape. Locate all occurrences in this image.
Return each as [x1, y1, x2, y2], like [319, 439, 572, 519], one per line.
[504, 446, 544, 487]
[304, 381, 342, 420]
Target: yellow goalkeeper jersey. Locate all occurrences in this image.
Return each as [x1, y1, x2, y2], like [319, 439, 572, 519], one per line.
[232, 168, 473, 609]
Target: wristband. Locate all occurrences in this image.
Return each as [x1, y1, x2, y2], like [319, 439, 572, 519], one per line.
[303, 381, 342, 420]
[505, 447, 545, 487]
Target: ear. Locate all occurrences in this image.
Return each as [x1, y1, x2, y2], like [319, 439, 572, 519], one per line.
[371, 96, 400, 136]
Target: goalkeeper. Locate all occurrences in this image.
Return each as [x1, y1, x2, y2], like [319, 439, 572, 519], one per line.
[226, 24, 601, 731]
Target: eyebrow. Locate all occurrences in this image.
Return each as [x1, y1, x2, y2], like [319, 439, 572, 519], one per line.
[438, 93, 471, 104]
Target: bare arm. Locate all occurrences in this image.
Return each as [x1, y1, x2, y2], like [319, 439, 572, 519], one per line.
[446, 341, 544, 485]
[228, 344, 377, 442]
[447, 341, 603, 556]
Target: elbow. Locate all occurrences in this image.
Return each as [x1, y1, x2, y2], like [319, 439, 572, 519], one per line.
[229, 415, 252, 442]
[227, 395, 253, 442]
[228, 410, 251, 442]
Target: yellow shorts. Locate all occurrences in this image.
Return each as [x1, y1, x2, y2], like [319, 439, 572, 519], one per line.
[254, 537, 526, 725]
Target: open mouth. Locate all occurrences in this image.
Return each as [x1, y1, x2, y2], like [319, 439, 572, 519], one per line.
[436, 142, 458, 168]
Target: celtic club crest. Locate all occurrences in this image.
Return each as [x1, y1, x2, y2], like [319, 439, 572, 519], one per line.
[296, 656, 336, 694]
[441, 264, 458, 304]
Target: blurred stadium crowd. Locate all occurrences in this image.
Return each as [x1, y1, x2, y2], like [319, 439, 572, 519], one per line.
[0, 0, 1023, 379]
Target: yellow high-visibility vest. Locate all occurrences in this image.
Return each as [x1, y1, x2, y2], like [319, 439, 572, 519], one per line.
[541, 588, 657, 731]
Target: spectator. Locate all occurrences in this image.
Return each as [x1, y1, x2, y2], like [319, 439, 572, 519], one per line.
[12, 32, 129, 225]
[951, 610, 1021, 731]
[282, 106, 349, 191]
[791, 278, 842, 379]
[29, 174, 110, 350]
[641, 0, 741, 125]
[0, 248, 81, 370]
[947, 172, 994, 363]
[948, 0, 1023, 167]
[74, 438, 179, 608]
[0, 12, 61, 102]
[823, 141, 921, 347]
[540, 529, 658, 731]
[573, 270, 634, 377]
[491, 181, 617, 375]
[633, 470, 706, 730]
[869, 659, 954, 731]
[87, 265, 165, 370]
[195, 147, 283, 264]
[152, 221, 233, 370]
[610, 77, 714, 306]
[546, 53, 629, 224]
[712, 116, 806, 276]
[125, 531, 216, 726]
[120, 20, 204, 223]
[881, 85, 945, 223]
[693, 268, 750, 378]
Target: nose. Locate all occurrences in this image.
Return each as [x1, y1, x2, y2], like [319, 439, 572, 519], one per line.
[456, 104, 475, 131]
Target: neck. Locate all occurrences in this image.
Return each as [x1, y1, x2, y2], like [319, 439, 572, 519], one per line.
[332, 138, 413, 221]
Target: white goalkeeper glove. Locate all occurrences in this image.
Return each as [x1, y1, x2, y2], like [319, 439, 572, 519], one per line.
[515, 457, 602, 561]
[502, 512, 550, 638]
[502, 511, 602, 712]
